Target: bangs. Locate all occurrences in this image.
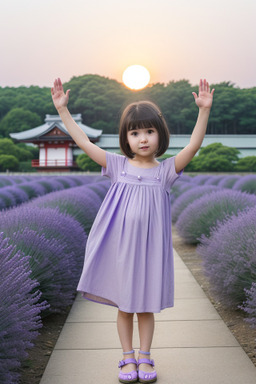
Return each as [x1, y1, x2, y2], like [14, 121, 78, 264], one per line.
[119, 100, 170, 158]
[127, 118, 156, 131]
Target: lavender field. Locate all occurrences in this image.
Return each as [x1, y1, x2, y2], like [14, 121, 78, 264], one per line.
[0, 174, 110, 383]
[1, 172, 256, 382]
[171, 174, 256, 331]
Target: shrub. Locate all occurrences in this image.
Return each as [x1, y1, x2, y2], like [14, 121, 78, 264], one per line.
[197, 207, 256, 306]
[0, 233, 48, 383]
[170, 181, 196, 203]
[235, 156, 256, 172]
[32, 182, 107, 234]
[0, 175, 102, 211]
[190, 175, 212, 185]
[232, 175, 256, 195]
[240, 283, 256, 328]
[0, 190, 16, 209]
[76, 153, 102, 171]
[218, 175, 240, 189]
[203, 175, 227, 186]
[0, 206, 86, 272]
[9, 228, 80, 315]
[176, 189, 256, 244]
[0, 155, 19, 171]
[17, 181, 47, 199]
[184, 143, 240, 172]
[0, 176, 13, 187]
[172, 185, 219, 223]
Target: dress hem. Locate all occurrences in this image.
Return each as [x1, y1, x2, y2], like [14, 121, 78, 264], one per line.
[77, 290, 174, 313]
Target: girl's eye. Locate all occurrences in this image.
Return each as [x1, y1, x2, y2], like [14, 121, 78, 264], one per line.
[148, 130, 154, 134]
[131, 132, 138, 136]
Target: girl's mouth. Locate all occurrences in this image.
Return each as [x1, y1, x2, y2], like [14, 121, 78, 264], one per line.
[140, 146, 149, 150]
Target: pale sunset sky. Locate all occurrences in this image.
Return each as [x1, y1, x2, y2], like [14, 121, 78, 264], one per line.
[1, 0, 255, 88]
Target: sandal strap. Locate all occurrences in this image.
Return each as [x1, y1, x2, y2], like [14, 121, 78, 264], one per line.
[137, 358, 155, 367]
[139, 350, 151, 355]
[123, 349, 135, 355]
[118, 358, 137, 368]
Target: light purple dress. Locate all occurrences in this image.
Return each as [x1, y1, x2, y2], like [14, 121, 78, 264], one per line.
[77, 151, 183, 313]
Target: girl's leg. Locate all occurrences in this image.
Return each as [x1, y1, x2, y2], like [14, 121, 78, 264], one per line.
[117, 309, 137, 373]
[137, 312, 155, 373]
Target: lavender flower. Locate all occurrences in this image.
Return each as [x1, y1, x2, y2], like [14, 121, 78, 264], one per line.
[203, 175, 227, 186]
[218, 175, 240, 189]
[176, 189, 256, 244]
[190, 175, 212, 185]
[170, 180, 196, 203]
[0, 205, 86, 271]
[31, 181, 108, 233]
[0, 232, 48, 383]
[240, 283, 256, 328]
[197, 207, 256, 307]
[9, 228, 81, 314]
[232, 175, 256, 195]
[0, 190, 16, 209]
[172, 185, 220, 223]
[0, 175, 106, 211]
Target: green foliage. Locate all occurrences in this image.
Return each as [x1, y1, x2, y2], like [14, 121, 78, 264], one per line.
[0, 155, 19, 171]
[0, 75, 255, 138]
[0, 138, 37, 161]
[18, 161, 36, 172]
[0, 108, 42, 137]
[76, 153, 101, 172]
[185, 143, 241, 172]
[198, 143, 240, 162]
[235, 156, 256, 172]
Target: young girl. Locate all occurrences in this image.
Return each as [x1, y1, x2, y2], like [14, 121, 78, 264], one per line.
[51, 78, 214, 383]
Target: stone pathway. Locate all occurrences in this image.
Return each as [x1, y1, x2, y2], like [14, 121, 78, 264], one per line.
[40, 249, 256, 384]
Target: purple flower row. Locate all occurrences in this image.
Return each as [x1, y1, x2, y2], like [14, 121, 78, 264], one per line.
[171, 173, 256, 327]
[0, 175, 110, 381]
[171, 174, 256, 201]
[0, 175, 103, 210]
[0, 233, 49, 383]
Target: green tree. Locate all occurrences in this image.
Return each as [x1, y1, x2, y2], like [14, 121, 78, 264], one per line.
[235, 156, 256, 172]
[0, 155, 19, 171]
[0, 138, 35, 161]
[76, 153, 101, 171]
[198, 143, 240, 162]
[0, 108, 41, 137]
[185, 143, 240, 172]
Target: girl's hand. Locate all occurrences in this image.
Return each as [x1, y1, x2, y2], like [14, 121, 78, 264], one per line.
[51, 78, 70, 111]
[192, 79, 215, 109]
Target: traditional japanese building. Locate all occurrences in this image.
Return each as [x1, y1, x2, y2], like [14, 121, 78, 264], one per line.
[9, 114, 102, 172]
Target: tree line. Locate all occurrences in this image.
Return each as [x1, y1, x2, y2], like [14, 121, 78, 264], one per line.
[0, 74, 255, 139]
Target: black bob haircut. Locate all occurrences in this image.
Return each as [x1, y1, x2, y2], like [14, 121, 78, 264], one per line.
[119, 101, 170, 158]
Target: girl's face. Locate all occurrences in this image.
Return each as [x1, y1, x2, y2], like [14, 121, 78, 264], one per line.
[126, 127, 159, 159]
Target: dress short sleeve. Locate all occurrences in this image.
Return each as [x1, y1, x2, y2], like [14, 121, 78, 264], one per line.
[161, 156, 184, 191]
[101, 151, 126, 183]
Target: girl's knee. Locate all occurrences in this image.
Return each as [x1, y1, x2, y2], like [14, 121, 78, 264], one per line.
[137, 312, 153, 316]
[118, 309, 134, 319]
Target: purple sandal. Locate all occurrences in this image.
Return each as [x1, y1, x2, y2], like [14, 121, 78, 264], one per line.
[118, 350, 138, 383]
[137, 351, 157, 383]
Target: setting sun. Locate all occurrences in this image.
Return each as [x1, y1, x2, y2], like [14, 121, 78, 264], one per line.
[122, 65, 150, 90]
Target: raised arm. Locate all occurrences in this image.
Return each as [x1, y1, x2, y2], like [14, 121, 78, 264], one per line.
[51, 78, 106, 168]
[174, 79, 215, 173]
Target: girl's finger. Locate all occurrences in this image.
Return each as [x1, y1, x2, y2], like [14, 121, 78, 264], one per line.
[199, 79, 202, 93]
[204, 79, 207, 92]
[192, 92, 197, 100]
